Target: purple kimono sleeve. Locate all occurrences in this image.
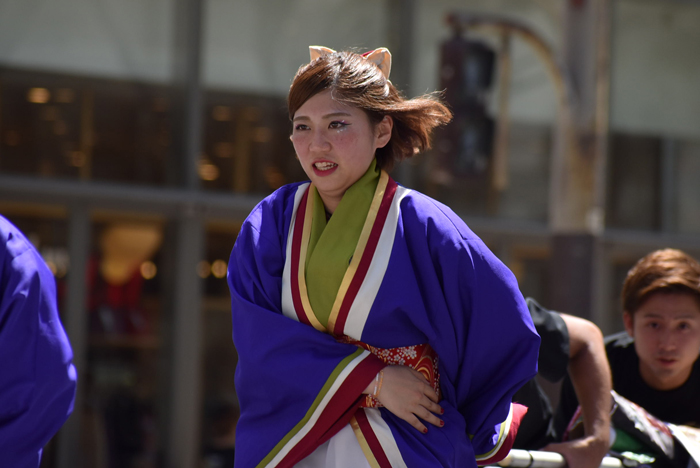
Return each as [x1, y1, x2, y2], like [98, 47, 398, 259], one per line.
[426, 225, 540, 463]
[228, 214, 385, 468]
[0, 217, 77, 468]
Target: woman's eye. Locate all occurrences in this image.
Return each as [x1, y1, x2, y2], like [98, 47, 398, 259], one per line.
[329, 121, 348, 129]
[294, 124, 309, 131]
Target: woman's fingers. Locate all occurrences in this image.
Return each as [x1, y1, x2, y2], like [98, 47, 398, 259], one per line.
[408, 368, 439, 403]
[415, 407, 443, 429]
[423, 382, 439, 403]
[376, 365, 444, 432]
[423, 396, 444, 418]
[404, 413, 428, 434]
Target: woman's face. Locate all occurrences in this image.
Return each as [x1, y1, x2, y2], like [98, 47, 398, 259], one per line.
[290, 90, 392, 213]
[623, 292, 700, 390]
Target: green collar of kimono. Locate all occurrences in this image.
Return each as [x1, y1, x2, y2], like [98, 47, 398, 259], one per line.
[305, 159, 380, 327]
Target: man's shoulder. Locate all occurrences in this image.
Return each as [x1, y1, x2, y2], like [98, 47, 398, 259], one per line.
[604, 331, 638, 369]
[605, 331, 634, 349]
[524, 298, 569, 382]
[525, 298, 563, 326]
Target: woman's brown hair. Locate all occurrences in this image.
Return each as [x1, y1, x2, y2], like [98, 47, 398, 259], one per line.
[622, 248, 700, 314]
[287, 50, 452, 171]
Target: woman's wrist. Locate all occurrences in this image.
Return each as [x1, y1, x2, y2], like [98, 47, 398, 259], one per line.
[364, 369, 385, 396]
[372, 370, 384, 399]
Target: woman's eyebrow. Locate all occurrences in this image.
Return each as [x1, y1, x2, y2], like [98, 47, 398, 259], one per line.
[292, 112, 352, 122]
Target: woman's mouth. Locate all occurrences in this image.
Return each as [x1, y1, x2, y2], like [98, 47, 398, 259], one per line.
[314, 161, 337, 171]
[312, 161, 338, 176]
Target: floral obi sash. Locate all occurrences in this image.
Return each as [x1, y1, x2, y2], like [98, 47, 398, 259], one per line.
[338, 336, 441, 408]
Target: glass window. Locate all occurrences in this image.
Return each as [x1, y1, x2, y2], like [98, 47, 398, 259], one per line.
[200, 92, 305, 194]
[605, 133, 700, 235]
[84, 218, 165, 468]
[0, 68, 172, 185]
[676, 140, 700, 235]
[200, 223, 240, 468]
[606, 133, 661, 231]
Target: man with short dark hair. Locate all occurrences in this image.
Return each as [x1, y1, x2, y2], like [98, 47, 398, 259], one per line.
[559, 248, 700, 429]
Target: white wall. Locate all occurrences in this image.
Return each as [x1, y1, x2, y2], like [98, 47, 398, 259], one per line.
[203, 0, 388, 94]
[0, 0, 174, 81]
[610, 1, 700, 140]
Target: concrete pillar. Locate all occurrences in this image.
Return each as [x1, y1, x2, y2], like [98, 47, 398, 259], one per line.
[548, 0, 611, 321]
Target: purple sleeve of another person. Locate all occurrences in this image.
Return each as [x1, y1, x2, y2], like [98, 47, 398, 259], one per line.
[0, 216, 77, 468]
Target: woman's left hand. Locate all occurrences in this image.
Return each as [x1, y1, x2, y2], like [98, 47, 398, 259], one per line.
[364, 365, 443, 434]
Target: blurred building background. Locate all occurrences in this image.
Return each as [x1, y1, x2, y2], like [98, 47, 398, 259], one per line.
[0, 0, 698, 467]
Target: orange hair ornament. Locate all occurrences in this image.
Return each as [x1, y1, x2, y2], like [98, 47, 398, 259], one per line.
[308, 45, 392, 80]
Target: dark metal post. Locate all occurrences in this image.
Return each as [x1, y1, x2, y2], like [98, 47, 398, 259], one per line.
[163, 0, 206, 465]
[387, 0, 417, 186]
[170, 0, 204, 190]
[161, 210, 205, 468]
[56, 205, 90, 468]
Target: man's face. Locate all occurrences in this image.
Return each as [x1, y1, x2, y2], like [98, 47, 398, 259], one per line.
[623, 292, 700, 390]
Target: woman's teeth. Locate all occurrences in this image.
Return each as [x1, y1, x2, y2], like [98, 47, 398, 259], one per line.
[314, 162, 337, 171]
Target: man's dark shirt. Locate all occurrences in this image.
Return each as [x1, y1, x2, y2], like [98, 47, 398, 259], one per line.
[513, 298, 570, 449]
[558, 331, 700, 429]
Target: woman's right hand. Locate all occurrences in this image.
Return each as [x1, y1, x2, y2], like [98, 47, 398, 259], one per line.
[367, 365, 444, 433]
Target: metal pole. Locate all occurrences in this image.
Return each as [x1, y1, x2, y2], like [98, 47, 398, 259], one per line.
[56, 204, 90, 468]
[171, 0, 204, 190]
[162, 211, 205, 468]
[163, 0, 206, 463]
[492, 449, 622, 468]
[387, 0, 417, 187]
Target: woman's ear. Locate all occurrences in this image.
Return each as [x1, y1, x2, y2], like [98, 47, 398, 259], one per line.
[374, 115, 393, 149]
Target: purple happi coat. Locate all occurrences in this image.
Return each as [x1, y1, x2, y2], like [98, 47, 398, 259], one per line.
[0, 215, 77, 467]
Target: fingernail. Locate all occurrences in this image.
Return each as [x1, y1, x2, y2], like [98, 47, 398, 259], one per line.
[423, 428, 428, 434]
[439, 420, 444, 427]
[441, 408, 444, 415]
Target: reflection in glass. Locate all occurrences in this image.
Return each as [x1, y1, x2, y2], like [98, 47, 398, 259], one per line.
[85, 221, 164, 468]
[0, 69, 172, 185]
[200, 226, 239, 468]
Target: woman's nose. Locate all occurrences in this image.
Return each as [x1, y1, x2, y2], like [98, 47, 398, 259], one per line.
[309, 131, 331, 151]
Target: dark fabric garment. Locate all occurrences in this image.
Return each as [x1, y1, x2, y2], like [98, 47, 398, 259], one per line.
[513, 298, 570, 450]
[0, 215, 77, 467]
[557, 331, 700, 432]
[202, 447, 236, 468]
